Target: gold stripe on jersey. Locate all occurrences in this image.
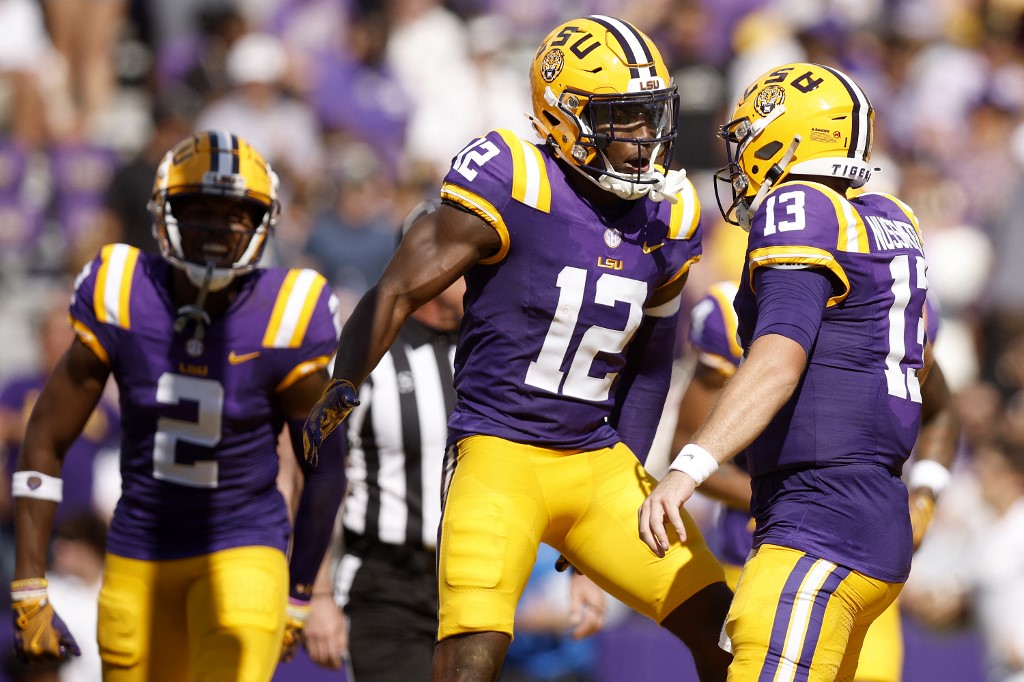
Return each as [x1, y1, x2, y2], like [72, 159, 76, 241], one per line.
[648, 256, 699, 316]
[496, 129, 551, 213]
[276, 355, 331, 392]
[870, 192, 924, 244]
[70, 318, 110, 364]
[94, 244, 139, 329]
[786, 181, 870, 253]
[708, 282, 743, 360]
[263, 269, 328, 349]
[748, 246, 851, 306]
[440, 183, 510, 265]
[668, 178, 700, 240]
[657, 253, 701, 296]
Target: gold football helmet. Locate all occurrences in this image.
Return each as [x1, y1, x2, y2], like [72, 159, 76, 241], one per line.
[529, 15, 678, 199]
[150, 131, 280, 290]
[714, 63, 878, 228]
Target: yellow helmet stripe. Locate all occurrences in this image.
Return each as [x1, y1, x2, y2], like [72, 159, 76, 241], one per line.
[94, 244, 139, 329]
[263, 269, 327, 348]
[496, 129, 551, 213]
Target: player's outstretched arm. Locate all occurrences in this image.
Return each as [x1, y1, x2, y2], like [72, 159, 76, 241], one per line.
[282, 371, 347, 662]
[639, 333, 806, 556]
[13, 338, 108, 661]
[303, 204, 500, 464]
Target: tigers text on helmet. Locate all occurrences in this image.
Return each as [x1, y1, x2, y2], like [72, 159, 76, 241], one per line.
[149, 130, 280, 291]
[529, 15, 679, 200]
[713, 62, 879, 229]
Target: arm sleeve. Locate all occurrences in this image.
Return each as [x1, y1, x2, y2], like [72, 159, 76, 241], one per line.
[751, 267, 832, 354]
[610, 312, 679, 464]
[286, 416, 346, 600]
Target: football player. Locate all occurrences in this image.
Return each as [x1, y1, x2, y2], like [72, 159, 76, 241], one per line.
[304, 15, 733, 681]
[675, 282, 958, 681]
[640, 63, 959, 680]
[11, 131, 346, 681]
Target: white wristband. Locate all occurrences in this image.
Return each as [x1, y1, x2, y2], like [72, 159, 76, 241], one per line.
[908, 460, 951, 497]
[12, 471, 63, 503]
[667, 444, 719, 486]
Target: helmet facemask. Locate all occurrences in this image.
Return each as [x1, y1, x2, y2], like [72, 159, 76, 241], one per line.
[713, 106, 799, 230]
[153, 195, 272, 292]
[539, 86, 679, 200]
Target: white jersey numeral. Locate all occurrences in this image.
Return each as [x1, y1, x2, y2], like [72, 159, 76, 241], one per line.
[453, 139, 500, 182]
[525, 266, 647, 402]
[885, 254, 928, 402]
[152, 373, 223, 487]
[763, 191, 807, 236]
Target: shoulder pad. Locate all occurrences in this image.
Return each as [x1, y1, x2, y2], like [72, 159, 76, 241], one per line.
[666, 174, 700, 241]
[262, 268, 330, 349]
[85, 243, 141, 330]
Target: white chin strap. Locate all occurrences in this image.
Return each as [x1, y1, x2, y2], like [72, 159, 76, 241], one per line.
[597, 167, 688, 203]
[184, 262, 236, 291]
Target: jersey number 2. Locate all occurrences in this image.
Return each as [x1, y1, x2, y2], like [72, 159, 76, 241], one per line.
[153, 373, 223, 488]
[524, 266, 646, 402]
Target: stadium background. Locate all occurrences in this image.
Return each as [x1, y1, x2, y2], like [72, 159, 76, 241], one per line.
[0, 0, 1020, 679]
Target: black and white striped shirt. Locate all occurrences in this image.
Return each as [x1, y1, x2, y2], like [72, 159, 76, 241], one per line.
[342, 318, 456, 552]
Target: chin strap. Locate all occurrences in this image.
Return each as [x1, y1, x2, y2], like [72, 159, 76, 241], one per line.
[597, 167, 688, 203]
[174, 263, 214, 356]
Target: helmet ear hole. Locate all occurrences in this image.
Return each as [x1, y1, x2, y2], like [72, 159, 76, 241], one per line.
[755, 141, 783, 160]
[543, 110, 560, 127]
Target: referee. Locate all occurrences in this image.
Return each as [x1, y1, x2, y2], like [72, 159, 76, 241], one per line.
[303, 201, 463, 680]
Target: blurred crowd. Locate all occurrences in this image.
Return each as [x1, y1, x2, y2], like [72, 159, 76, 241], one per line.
[2, 0, 1024, 680]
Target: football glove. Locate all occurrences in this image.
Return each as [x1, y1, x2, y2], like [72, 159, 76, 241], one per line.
[11, 578, 80, 662]
[909, 490, 936, 551]
[303, 379, 359, 466]
[280, 597, 311, 662]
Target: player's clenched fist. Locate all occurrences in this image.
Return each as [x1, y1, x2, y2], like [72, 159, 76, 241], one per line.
[303, 378, 359, 465]
[11, 578, 81, 662]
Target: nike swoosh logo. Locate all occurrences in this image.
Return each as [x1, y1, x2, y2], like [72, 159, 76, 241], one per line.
[228, 350, 261, 365]
[642, 241, 665, 254]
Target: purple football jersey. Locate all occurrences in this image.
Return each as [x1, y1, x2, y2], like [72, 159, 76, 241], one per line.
[70, 244, 339, 560]
[735, 182, 929, 581]
[441, 129, 702, 450]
